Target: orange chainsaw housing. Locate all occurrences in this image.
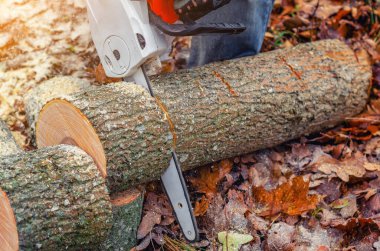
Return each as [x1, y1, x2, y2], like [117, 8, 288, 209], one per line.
[148, 0, 179, 24]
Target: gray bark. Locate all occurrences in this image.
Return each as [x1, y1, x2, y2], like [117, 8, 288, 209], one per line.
[150, 39, 371, 170]
[0, 145, 113, 250]
[24, 76, 91, 136]
[102, 189, 145, 251]
[45, 83, 172, 193]
[38, 39, 371, 189]
[0, 120, 21, 157]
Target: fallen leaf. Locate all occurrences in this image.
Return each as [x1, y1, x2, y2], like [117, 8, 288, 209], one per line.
[374, 237, 380, 250]
[225, 190, 249, 232]
[310, 148, 380, 182]
[315, 178, 342, 203]
[194, 196, 209, 217]
[330, 197, 351, 209]
[247, 213, 269, 232]
[295, 224, 336, 250]
[330, 217, 380, 231]
[266, 222, 295, 250]
[189, 159, 233, 199]
[217, 231, 253, 251]
[364, 162, 380, 171]
[252, 176, 320, 217]
[137, 211, 161, 239]
[94, 63, 122, 84]
[332, 195, 358, 218]
[204, 194, 228, 233]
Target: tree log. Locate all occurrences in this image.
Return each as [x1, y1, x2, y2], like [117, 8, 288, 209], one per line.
[150, 39, 371, 169]
[36, 39, 371, 190]
[36, 83, 172, 193]
[0, 124, 113, 250]
[102, 188, 145, 251]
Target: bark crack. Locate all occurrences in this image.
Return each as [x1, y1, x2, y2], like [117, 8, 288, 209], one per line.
[212, 70, 238, 97]
[155, 96, 177, 149]
[279, 56, 302, 80]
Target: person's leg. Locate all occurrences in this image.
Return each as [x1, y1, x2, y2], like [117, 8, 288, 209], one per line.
[188, 0, 274, 67]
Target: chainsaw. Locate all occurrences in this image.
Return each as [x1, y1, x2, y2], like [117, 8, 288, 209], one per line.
[86, 0, 245, 242]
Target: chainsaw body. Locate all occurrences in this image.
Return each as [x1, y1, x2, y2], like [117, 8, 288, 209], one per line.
[87, 0, 167, 79]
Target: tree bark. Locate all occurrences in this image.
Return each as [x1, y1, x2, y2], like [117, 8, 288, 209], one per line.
[36, 39, 371, 190]
[0, 120, 21, 157]
[24, 76, 91, 136]
[37, 83, 172, 193]
[150, 39, 371, 170]
[0, 144, 113, 250]
[102, 188, 145, 251]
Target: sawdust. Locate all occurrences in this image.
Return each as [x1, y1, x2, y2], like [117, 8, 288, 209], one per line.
[0, 0, 97, 147]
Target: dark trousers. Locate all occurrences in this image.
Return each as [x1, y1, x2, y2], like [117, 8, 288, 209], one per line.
[188, 0, 274, 67]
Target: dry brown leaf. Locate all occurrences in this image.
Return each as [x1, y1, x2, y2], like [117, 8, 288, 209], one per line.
[252, 176, 320, 217]
[194, 196, 209, 217]
[364, 162, 380, 171]
[311, 149, 380, 182]
[137, 211, 161, 239]
[330, 217, 380, 231]
[189, 159, 233, 199]
[94, 63, 122, 84]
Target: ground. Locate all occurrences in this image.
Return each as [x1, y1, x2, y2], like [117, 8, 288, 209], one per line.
[1, 0, 380, 250]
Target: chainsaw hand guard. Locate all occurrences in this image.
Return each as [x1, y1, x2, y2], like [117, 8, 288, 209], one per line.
[149, 12, 246, 36]
[175, 0, 231, 23]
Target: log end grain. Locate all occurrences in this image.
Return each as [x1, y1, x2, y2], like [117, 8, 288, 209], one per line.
[0, 189, 18, 251]
[36, 99, 107, 177]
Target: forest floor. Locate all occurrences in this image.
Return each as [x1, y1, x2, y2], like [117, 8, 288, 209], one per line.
[135, 0, 380, 250]
[1, 0, 380, 250]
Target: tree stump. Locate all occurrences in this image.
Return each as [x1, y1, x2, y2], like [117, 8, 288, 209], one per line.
[35, 40, 371, 190]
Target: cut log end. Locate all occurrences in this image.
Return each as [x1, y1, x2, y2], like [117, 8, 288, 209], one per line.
[36, 99, 107, 177]
[110, 188, 143, 207]
[103, 187, 145, 251]
[0, 189, 18, 251]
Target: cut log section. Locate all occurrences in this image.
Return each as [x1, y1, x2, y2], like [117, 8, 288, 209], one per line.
[35, 40, 371, 190]
[36, 83, 172, 193]
[103, 188, 145, 250]
[0, 125, 113, 250]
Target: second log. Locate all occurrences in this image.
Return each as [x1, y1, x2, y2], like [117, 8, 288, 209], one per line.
[35, 39, 371, 192]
